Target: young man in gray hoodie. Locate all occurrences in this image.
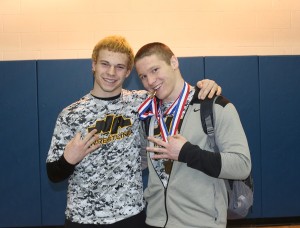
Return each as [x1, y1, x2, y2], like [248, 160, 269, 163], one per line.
[135, 42, 251, 228]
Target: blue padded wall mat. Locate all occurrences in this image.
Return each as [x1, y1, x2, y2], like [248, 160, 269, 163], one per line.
[38, 59, 93, 225]
[259, 56, 300, 217]
[124, 67, 144, 91]
[2, 55, 300, 227]
[0, 61, 41, 227]
[178, 57, 205, 85]
[204, 56, 261, 218]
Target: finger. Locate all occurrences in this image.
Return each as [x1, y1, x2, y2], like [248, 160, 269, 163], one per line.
[197, 80, 204, 89]
[146, 146, 165, 153]
[146, 147, 154, 153]
[147, 136, 163, 145]
[217, 85, 222, 95]
[83, 129, 98, 144]
[151, 154, 168, 160]
[84, 134, 99, 149]
[197, 80, 206, 99]
[202, 80, 216, 99]
[74, 132, 81, 140]
[208, 83, 218, 98]
[200, 88, 209, 100]
[199, 80, 212, 99]
[198, 90, 203, 100]
[85, 142, 101, 155]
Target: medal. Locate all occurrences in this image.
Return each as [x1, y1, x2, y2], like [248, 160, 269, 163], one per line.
[157, 82, 190, 175]
[138, 82, 190, 176]
[163, 160, 173, 175]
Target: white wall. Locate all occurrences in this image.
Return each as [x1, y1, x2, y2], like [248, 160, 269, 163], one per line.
[1, 0, 300, 60]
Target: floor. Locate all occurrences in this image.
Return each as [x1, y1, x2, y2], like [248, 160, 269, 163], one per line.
[227, 217, 300, 227]
[228, 224, 300, 228]
[235, 226, 300, 228]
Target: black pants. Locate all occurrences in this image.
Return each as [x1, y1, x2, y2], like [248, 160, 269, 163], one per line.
[144, 224, 161, 228]
[65, 210, 146, 228]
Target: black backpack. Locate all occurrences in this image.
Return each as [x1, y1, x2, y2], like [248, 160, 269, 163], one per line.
[200, 95, 254, 220]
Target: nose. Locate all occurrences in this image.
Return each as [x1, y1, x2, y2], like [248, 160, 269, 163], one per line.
[108, 65, 116, 75]
[147, 74, 157, 86]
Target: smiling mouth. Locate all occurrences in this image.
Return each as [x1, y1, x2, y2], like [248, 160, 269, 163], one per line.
[103, 78, 117, 83]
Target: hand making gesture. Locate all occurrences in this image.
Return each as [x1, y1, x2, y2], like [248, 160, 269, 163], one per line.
[146, 134, 188, 161]
[64, 129, 101, 165]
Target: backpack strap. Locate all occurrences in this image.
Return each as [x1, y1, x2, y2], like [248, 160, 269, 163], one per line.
[200, 96, 218, 149]
[197, 89, 254, 219]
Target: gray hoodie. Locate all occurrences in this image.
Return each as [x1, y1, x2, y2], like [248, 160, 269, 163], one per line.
[144, 89, 251, 228]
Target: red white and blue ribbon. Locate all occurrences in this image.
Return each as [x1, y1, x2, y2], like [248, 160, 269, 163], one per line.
[138, 82, 190, 142]
[138, 95, 157, 120]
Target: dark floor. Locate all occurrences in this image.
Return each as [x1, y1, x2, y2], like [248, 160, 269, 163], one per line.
[227, 217, 300, 227]
[8, 217, 300, 228]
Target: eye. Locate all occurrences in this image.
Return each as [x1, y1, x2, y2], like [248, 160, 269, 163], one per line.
[152, 68, 159, 74]
[139, 75, 147, 80]
[116, 65, 126, 70]
[100, 61, 109, 67]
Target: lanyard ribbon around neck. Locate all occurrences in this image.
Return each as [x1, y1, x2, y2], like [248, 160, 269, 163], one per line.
[138, 82, 190, 142]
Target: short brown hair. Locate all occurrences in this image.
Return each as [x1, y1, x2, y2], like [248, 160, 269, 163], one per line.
[134, 42, 174, 65]
[92, 35, 134, 70]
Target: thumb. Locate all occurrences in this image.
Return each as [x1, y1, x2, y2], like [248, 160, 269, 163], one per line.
[74, 132, 81, 140]
[172, 134, 181, 139]
[167, 135, 173, 142]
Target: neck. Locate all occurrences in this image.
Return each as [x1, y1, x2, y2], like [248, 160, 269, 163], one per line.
[91, 92, 121, 100]
[162, 78, 185, 103]
[91, 85, 122, 98]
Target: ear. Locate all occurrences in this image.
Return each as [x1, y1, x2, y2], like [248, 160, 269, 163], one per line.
[170, 55, 179, 70]
[92, 61, 96, 72]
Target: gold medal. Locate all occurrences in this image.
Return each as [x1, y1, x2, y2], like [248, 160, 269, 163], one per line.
[149, 90, 157, 98]
[163, 160, 173, 175]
